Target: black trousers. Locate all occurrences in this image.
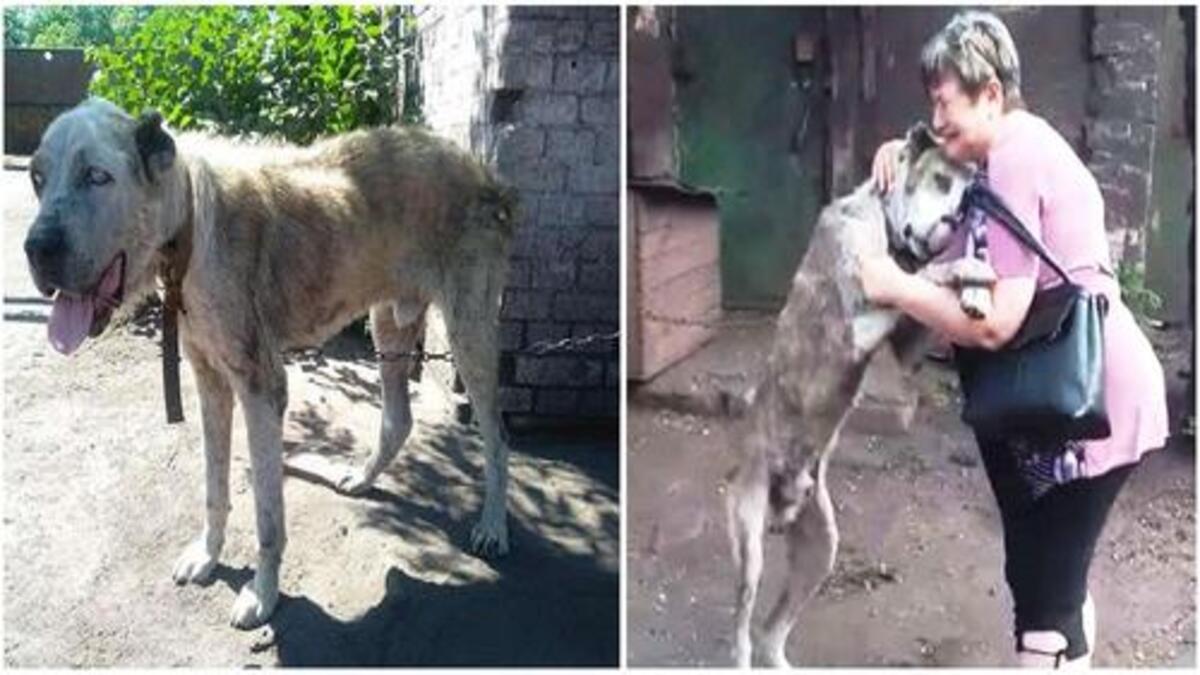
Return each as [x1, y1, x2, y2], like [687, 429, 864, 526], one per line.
[976, 435, 1136, 660]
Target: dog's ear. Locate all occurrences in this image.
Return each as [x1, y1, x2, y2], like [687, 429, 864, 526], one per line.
[134, 110, 176, 183]
[904, 122, 938, 157]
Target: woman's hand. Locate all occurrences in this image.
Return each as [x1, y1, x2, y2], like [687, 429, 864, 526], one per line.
[871, 138, 906, 194]
[858, 253, 908, 307]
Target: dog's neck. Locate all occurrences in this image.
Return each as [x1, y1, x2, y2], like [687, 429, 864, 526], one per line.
[859, 180, 924, 272]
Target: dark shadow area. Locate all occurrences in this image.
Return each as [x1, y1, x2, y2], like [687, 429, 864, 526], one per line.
[284, 401, 361, 460]
[306, 364, 381, 407]
[3, 296, 52, 305]
[276, 407, 619, 666]
[3, 310, 47, 324]
[199, 563, 256, 594]
[269, 561, 617, 666]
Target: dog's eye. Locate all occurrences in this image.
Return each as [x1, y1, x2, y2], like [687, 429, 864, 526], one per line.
[30, 169, 44, 195]
[933, 173, 951, 193]
[84, 167, 113, 187]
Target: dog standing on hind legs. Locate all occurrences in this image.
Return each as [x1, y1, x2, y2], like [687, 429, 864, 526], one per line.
[24, 98, 518, 629]
[724, 124, 991, 667]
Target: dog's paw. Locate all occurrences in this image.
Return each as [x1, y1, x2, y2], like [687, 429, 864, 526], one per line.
[172, 539, 218, 585]
[335, 469, 372, 496]
[755, 642, 792, 668]
[950, 257, 997, 287]
[469, 517, 510, 557]
[229, 580, 278, 630]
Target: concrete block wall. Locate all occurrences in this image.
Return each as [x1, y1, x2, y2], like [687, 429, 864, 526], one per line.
[1086, 7, 1166, 267]
[417, 6, 619, 426]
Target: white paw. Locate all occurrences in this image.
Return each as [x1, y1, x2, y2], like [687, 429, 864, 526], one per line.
[172, 539, 218, 585]
[470, 514, 510, 557]
[229, 579, 277, 629]
[335, 468, 372, 496]
[757, 645, 791, 668]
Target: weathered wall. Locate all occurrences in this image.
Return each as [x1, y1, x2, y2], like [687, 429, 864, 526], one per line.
[417, 6, 619, 427]
[662, 6, 1187, 310]
[4, 49, 93, 154]
[1085, 6, 1167, 269]
[1146, 7, 1194, 321]
[857, 6, 1091, 172]
[672, 7, 828, 309]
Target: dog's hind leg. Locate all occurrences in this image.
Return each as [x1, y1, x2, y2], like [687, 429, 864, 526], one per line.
[173, 352, 233, 585]
[757, 453, 839, 667]
[337, 302, 425, 495]
[439, 244, 511, 557]
[726, 456, 769, 668]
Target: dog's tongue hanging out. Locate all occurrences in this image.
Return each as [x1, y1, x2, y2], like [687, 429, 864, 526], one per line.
[47, 258, 123, 355]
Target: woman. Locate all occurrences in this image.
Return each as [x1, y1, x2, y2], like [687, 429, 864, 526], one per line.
[864, 11, 1169, 668]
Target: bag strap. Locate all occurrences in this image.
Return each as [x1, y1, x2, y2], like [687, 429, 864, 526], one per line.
[965, 180, 1073, 285]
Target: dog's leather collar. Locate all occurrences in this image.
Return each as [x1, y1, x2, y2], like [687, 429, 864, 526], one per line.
[158, 189, 194, 425]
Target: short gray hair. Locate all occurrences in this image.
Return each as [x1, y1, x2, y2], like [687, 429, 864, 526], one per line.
[920, 10, 1024, 110]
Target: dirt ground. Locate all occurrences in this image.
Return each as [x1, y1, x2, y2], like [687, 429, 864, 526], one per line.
[628, 324, 1196, 667]
[2, 166, 619, 667]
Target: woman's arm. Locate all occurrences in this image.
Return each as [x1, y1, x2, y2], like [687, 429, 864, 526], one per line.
[860, 254, 1035, 350]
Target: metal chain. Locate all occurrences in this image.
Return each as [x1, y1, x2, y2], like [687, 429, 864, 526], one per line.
[522, 329, 621, 356]
[638, 308, 776, 329]
[375, 350, 455, 362]
[285, 327, 621, 365]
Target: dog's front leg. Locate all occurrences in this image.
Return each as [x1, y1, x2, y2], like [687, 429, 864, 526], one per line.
[173, 355, 233, 585]
[229, 367, 288, 629]
[851, 308, 901, 360]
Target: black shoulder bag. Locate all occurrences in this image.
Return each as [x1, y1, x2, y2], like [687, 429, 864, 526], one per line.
[953, 182, 1112, 441]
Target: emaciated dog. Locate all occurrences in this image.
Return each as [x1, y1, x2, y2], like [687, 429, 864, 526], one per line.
[724, 124, 987, 666]
[24, 98, 518, 629]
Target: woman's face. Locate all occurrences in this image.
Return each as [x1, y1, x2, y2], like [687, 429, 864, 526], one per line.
[927, 74, 1004, 163]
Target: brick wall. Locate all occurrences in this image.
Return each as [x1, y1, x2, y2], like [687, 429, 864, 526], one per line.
[416, 6, 619, 427]
[1085, 6, 1167, 267]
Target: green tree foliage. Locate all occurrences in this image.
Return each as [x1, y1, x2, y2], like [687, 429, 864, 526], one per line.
[1117, 261, 1165, 325]
[3, 6, 151, 48]
[88, 6, 420, 144]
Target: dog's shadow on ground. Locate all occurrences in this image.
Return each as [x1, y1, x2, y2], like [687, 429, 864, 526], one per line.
[273, 406, 619, 666]
[263, 529, 618, 666]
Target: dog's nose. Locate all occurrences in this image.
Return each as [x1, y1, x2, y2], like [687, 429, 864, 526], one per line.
[24, 226, 67, 269]
[903, 224, 914, 239]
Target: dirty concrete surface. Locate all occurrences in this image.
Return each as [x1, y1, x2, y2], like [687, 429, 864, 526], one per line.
[628, 310, 1196, 667]
[3, 166, 618, 666]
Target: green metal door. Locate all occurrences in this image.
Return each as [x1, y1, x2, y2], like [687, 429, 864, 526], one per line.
[674, 7, 827, 309]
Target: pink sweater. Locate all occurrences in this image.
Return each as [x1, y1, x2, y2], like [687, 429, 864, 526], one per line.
[983, 109, 1168, 476]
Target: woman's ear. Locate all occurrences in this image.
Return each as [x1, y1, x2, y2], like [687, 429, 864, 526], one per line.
[982, 78, 1005, 109]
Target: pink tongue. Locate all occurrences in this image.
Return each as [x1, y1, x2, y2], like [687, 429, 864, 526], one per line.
[46, 256, 123, 356]
[48, 293, 94, 355]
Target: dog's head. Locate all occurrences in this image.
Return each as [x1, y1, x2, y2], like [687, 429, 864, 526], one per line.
[880, 123, 973, 266]
[24, 98, 179, 355]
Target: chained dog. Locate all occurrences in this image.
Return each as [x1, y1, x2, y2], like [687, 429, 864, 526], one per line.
[24, 98, 518, 628]
[724, 124, 988, 666]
